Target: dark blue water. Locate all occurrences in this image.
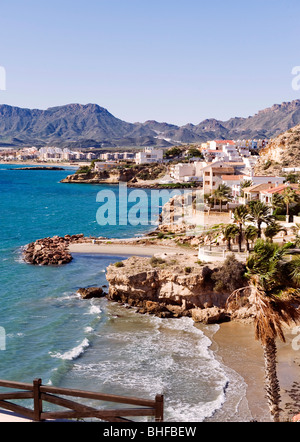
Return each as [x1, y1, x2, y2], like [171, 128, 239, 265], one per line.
[0, 165, 250, 422]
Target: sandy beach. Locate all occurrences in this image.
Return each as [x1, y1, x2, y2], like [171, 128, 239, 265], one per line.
[0, 160, 86, 168]
[68, 241, 197, 258]
[213, 322, 300, 422]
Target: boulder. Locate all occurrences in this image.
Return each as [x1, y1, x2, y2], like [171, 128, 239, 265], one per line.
[77, 287, 105, 299]
[191, 307, 230, 324]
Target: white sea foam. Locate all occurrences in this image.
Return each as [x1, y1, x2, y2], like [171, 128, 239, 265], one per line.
[70, 314, 231, 422]
[88, 304, 102, 315]
[50, 338, 90, 361]
[84, 326, 94, 334]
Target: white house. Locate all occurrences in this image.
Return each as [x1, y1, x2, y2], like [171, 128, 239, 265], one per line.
[170, 163, 195, 181]
[135, 147, 164, 164]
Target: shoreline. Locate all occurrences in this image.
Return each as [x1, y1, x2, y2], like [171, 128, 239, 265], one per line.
[69, 241, 300, 422]
[0, 160, 84, 168]
[68, 241, 197, 257]
[70, 242, 300, 422]
[212, 322, 300, 422]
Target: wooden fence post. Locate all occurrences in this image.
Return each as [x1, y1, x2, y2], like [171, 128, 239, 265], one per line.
[155, 394, 164, 422]
[33, 378, 42, 421]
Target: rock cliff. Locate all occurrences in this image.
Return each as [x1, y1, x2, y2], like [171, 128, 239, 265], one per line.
[60, 164, 166, 186]
[106, 254, 252, 324]
[255, 124, 300, 175]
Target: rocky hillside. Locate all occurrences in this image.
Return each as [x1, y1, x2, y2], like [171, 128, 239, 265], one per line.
[2, 99, 300, 147]
[106, 254, 252, 324]
[60, 163, 167, 185]
[255, 124, 300, 175]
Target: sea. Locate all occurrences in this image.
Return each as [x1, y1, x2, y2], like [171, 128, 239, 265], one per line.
[0, 164, 253, 422]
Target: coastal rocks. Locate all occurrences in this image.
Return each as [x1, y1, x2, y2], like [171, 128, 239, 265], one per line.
[60, 170, 111, 184]
[191, 307, 230, 324]
[106, 255, 234, 323]
[60, 164, 166, 186]
[24, 236, 73, 266]
[23, 234, 94, 266]
[77, 287, 105, 299]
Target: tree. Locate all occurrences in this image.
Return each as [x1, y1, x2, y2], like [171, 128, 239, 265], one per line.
[204, 224, 223, 251]
[264, 221, 287, 243]
[226, 240, 300, 422]
[164, 146, 182, 159]
[282, 187, 298, 218]
[271, 193, 285, 213]
[213, 184, 232, 212]
[244, 225, 258, 252]
[211, 254, 247, 293]
[291, 223, 300, 248]
[222, 224, 239, 251]
[284, 172, 300, 184]
[234, 205, 249, 252]
[240, 179, 253, 197]
[246, 201, 274, 238]
[187, 147, 204, 159]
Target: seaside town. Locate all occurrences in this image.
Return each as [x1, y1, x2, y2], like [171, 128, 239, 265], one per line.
[1, 0, 300, 428]
[2, 133, 300, 423]
[2, 139, 299, 226]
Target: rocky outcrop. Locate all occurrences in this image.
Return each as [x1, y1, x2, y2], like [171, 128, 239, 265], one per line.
[77, 287, 106, 299]
[23, 234, 93, 266]
[60, 164, 166, 186]
[255, 124, 300, 175]
[105, 254, 240, 323]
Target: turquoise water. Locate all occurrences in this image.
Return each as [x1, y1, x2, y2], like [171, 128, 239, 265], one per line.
[0, 165, 251, 421]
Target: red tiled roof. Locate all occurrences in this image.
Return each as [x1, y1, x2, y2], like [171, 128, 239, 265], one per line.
[221, 175, 247, 180]
[261, 184, 300, 195]
[214, 140, 235, 145]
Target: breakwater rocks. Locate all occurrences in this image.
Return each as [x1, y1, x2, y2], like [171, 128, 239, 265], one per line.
[23, 234, 92, 266]
[106, 254, 252, 324]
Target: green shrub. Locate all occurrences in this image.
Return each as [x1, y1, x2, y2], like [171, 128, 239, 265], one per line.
[150, 256, 166, 266]
[75, 166, 91, 175]
[211, 254, 246, 293]
[274, 214, 286, 221]
[114, 261, 125, 268]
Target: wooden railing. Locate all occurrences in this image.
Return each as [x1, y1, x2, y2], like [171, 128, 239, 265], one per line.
[0, 379, 164, 422]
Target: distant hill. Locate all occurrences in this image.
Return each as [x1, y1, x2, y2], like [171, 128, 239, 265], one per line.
[1, 99, 300, 148]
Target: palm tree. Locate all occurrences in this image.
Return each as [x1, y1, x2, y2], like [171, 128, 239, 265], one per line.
[282, 187, 298, 220]
[271, 193, 285, 213]
[244, 225, 258, 252]
[205, 224, 223, 251]
[247, 201, 274, 238]
[222, 224, 239, 251]
[240, 179, 253, 198]
[291, 223, 300, 248]
[213, 184, 232, 212]
[234, 205, 249, 252]
[264, 221, 287, 243]
[226, 240, 300, 422]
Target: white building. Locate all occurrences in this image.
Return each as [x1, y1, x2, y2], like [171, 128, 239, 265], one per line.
[235, 176, 286, 204]
[135, 147, 164, 164]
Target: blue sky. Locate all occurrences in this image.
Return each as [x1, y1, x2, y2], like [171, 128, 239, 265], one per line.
[0, 0, 300, 125]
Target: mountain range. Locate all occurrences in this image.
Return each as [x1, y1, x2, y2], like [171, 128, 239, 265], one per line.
[1, 99, 300, 148]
